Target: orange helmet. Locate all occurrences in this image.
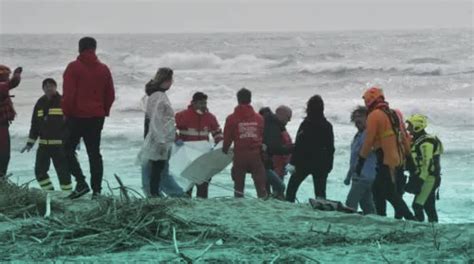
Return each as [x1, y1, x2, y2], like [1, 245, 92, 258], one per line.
[0, 65, 11, 76]
[362, 87, 384, 107]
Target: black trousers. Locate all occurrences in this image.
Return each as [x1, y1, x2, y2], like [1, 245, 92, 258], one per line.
[0, 123, 10, 177]
[286, 168, 328, 202]
[65, 117, 104, 193]
[150, 160, 166, 197]
[35, 145, 72, 191]
[394, 168, 408, 219]
[372, 163, 414, 220]
[413, 187, 438, 223]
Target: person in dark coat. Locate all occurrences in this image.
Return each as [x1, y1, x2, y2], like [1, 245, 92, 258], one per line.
[261, 106, 293, 199]
[21, 78, 72, 192]
[286, 95, 335, 202]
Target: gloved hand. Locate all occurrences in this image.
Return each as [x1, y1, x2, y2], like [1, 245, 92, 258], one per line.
[175, 139, 184, 147]
[343, 176, 351, 186]
[285, 164, 296, 175]
[20, 144, 33, 153]
[355, 156, 366, 176]
[14, 67, 23, 74]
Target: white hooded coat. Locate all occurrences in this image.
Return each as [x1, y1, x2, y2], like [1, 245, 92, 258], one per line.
[138, 91, 175, 163]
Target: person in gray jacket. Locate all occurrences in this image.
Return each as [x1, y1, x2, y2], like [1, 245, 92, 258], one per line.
[344, 106, 376, 214]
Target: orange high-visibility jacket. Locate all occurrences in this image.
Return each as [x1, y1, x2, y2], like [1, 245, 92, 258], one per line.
[359, 109, 408, 168]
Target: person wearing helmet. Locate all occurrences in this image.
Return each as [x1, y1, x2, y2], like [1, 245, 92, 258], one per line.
[405, 114, 443, 222]
[355, 87, 415, 220]
[0, 65, 22, 179]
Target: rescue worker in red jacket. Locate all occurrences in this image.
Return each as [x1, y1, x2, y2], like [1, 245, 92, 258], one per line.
[0, 65, 22, 178]
[62, 37, 115, 199]
[175, 92, 223, 198]
[223, 88, 267, 198]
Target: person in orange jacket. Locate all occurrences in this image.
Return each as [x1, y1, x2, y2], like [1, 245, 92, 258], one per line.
[0, 65, 22, 179]
[355, 87, 415, 220]
[175, 92, 223, 198]
[222, 88, 267, 198]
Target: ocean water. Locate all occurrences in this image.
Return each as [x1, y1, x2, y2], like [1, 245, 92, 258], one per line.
[1, 29, 473, 223]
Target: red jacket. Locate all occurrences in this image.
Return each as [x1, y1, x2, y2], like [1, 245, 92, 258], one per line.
[175, 105, 223, 142]
[0, 72, 21, 123]
[62, 50, 115, 118]
[273, 131, 293, 177]
[223, 104, 264, 153]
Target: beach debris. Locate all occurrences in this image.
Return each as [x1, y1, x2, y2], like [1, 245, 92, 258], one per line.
[44, 193, 51, 218]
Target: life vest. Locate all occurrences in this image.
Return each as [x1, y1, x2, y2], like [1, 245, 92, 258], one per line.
[380, 108, 407, 166]
[410, 133, 443, 180]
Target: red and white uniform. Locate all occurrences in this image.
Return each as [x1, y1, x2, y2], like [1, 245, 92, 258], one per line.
[175, 105, 223, 198]
[175, 105, 223, 143]
[223, 104, 267, 198]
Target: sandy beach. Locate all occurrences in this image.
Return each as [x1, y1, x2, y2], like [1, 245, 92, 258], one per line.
[0, 183, 472, 263]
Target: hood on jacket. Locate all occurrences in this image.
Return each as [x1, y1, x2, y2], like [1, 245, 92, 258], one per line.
[187, 104, 208, 115]
[305, 114, 327, 124]
[78, 50, 99, 66]
[145, 80, 168, 96]
[234, 104, 256, 119]
[265, 112, 285, 130]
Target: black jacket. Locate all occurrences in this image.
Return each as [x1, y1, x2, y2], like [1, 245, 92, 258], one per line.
[27, 93, 67, 146]
[291, 116, 335, 173]
[262, 113, 293, 169]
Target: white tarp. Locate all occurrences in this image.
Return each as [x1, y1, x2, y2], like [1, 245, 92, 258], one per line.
[169, 141, 213, 191]
[169, 141, 233, 192]
[180, 143, 233, 186]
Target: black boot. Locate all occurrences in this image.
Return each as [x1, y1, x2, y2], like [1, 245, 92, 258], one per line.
[413, 203, 425, 222]
[68, 181, 91, 199]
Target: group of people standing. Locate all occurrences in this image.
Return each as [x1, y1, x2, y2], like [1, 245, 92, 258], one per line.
[344, 88, 443, 222]
[2, 37, 115, 200]
[0, 37, 443, 223]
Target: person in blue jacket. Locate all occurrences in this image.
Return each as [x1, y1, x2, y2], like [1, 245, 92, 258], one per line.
[344, 106, 376, 214]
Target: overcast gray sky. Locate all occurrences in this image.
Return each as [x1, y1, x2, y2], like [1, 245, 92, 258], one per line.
[0, 0, 472, 34]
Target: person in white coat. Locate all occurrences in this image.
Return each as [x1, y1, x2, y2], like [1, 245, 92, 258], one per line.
[138, 68, 175, 197]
